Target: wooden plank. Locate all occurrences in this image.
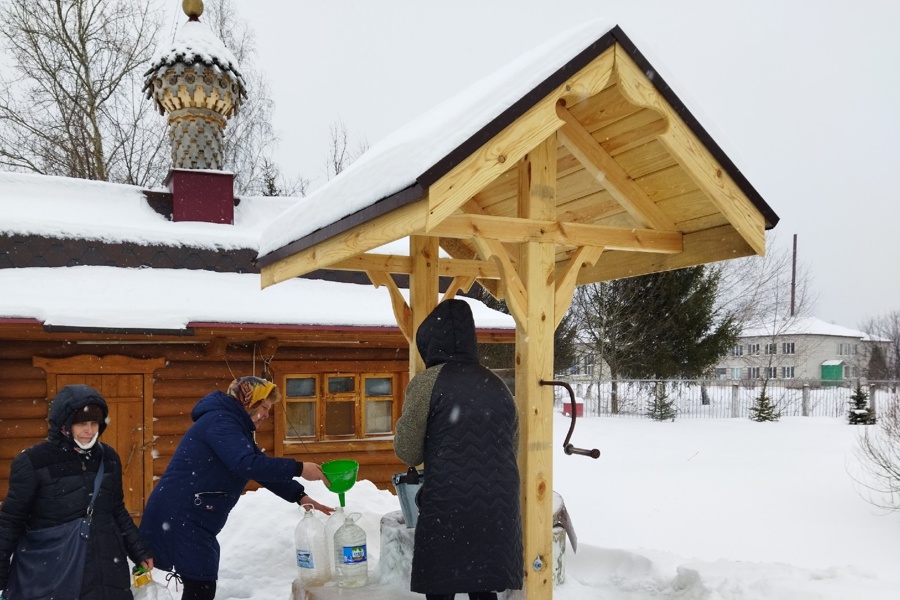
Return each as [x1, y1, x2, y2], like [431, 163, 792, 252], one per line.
[260, 202, 428, 287]
[425, 49, 616, 232]
[34, 355, 165, 374]
[557, 103, 676, 231]
[366, 270, 412, 342]
[408, 236, 439, 376]
[514, 137, 557, 600]
[429, 214, 682, 254]
[577, 225, 757, 284]
[0, 398, 50, 420]
[0, 419, 47, 439]
[613, 46, 766, 255]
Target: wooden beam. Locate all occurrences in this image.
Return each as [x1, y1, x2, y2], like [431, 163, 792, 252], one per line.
[473, 236, 527, 326]
[425, 49, 616, 232]
[260, 202, 427, 288]
[557, 102, 676, 231]
[428, 214, 683, 254]
[408, 236, 439, 376]
[514, 137, 557, 600]
[577, 224, 757, 284]
[325, 253, 501, 279]
[366, 271, 412, 342]
[441, 276, 476, 302]
[554, 246, 604, 327]
[613, 46, 766, 256]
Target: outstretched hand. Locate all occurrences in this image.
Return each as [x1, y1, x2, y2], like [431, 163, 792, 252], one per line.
[299, 495, 335, 515]
[301, 462, 331, 487]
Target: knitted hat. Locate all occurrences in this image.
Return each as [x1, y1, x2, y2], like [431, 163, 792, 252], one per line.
[71, 403, 105, 425]
[227, 376, 281, 413]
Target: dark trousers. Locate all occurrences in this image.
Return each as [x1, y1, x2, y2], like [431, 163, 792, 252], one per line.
[181, 577, 217, 600]
[426, 594, 498, 600]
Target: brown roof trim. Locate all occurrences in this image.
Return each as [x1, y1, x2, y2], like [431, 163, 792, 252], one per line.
[43, 325, 196, 336]
[258, 25, 777, 269]
[187, 321, 401, 332]
[188, 321, 515, 333]
[257, 182, 424, 268]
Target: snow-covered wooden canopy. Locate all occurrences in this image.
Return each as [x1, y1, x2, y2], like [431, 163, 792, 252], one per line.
[257, 23, 778, 600]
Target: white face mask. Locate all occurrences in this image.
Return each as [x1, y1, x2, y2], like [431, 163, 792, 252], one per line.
[75, 432, 99, 450]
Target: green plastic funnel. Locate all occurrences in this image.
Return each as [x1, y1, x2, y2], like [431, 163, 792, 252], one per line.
[321, 459, 359, 507]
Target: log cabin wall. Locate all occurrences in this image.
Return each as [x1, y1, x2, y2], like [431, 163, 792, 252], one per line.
[0, 335, 412, 511]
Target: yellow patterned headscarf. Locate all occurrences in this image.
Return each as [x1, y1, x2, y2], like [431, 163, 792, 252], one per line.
[227, 376, 279, 412]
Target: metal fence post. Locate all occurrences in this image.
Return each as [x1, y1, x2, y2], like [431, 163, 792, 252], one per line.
[731, 383, 740, 418]
[870, 384, 878, 419]
[802, 384, 809, 416]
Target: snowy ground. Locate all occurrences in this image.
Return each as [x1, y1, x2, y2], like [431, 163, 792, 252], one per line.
[140, 414, 900, 599]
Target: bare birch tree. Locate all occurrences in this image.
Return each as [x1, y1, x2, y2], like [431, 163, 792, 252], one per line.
[0, 0, 168, 185]
[325, 118, 368, 180]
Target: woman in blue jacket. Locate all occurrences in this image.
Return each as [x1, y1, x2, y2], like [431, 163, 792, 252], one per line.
[139, 377, 332, 600]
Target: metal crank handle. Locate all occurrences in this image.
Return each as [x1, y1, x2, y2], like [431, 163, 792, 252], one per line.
[564, 444, 601, 459]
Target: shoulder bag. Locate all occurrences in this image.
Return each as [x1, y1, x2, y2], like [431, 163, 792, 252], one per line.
[5, 446, 105, 600]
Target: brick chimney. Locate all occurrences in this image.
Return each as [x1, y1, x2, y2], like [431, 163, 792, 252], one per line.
[143, 0, 246, 224]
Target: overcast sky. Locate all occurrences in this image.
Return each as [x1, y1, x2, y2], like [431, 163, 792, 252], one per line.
[161, 0, 900, 329]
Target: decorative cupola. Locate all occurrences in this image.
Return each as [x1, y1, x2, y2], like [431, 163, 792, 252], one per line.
[143, 0, 246, 223]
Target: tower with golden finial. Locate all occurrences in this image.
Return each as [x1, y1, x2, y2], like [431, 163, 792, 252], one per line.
[142, 0, 245, 223]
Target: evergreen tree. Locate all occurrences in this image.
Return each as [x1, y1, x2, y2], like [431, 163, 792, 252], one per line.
[749, 390, 780, 422]
[472, 286, 577, 374]
[575, 266, 738, 380]
[848, 381, 876, 425]
[646, 381, 677, 421]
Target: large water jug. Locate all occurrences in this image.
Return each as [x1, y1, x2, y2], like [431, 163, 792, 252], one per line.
[333, 512, 368, 588]
[324, 505, 345, 571]
[294, 505, 330, 587]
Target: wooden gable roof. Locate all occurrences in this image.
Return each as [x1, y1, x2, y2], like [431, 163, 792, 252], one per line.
[257, 25, 778, 295]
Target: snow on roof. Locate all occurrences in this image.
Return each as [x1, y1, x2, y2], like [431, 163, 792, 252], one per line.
[0, 171, 511, 331]
[257, 19, 616, 258]
[741, 316, 873, 340]
[0, 266, 514, 331]
[0, 171, 295, 250]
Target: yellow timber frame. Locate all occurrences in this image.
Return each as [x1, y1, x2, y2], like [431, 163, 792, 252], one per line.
[259, 37, 774, 600]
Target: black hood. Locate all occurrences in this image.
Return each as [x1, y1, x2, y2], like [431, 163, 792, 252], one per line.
[415, 299, 479, 368]
[47, 384, 109, 443]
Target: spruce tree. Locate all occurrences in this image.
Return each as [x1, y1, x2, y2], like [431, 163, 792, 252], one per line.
[749, 391, 780, 422]
[848, 381, 876, 425]
[646, 382, 677, 421]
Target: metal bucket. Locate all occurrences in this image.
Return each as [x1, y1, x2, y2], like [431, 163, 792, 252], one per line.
[391, 467, 424, 528]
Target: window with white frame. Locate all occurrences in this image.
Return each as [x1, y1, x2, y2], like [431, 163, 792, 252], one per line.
[747, 367, 760, 379]
[731, 367, 742, 380]
[838, 343, 853, 356]
[747, 343, 760, 355]
[715, 367, 727, 380]
[782, 342, 795, 355]
[765, 343, 777, 355]
[732, 345, 744, 357]
[782, 366, 795, 379]
[765, 366, 778, 379]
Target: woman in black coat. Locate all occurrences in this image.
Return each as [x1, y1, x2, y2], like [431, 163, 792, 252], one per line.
[394, 299, 523, 600]
[0, 384, 153, 600]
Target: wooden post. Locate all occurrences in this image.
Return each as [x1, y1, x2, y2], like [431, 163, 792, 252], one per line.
[515, 137, 557, 600]
[408, 235, 439, 376]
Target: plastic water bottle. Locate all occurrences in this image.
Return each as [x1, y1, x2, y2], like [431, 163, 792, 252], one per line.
[324, 505, 345, 571]
[294, 505, 330, 586]
[333, 512, 368, 588]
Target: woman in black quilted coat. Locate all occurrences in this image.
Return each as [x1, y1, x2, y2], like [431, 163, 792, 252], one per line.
[0, 384, 153, 599]
[394, 299, 523, 600]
